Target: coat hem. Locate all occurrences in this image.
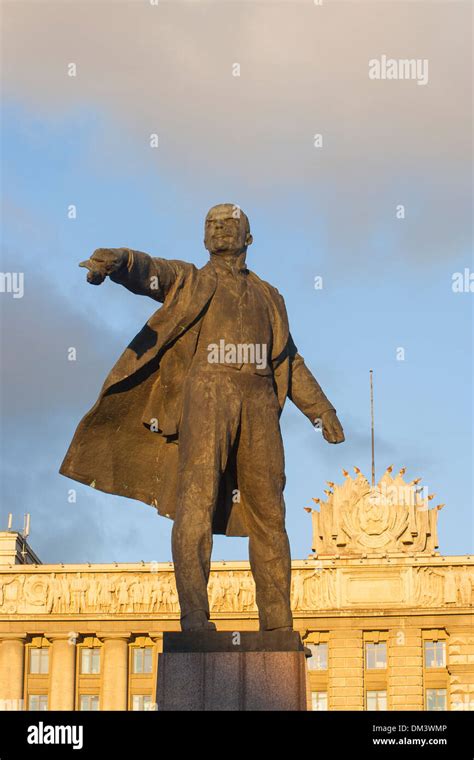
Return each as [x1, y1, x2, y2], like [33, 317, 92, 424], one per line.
[58, 464, 247, 538]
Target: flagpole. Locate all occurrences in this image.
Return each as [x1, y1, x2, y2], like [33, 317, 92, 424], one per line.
[370, 369, 375, 487]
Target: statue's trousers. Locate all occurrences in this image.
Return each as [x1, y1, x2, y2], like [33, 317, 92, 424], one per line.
[171, 366, 293, 630]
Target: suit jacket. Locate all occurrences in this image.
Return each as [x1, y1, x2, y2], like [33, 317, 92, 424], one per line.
[59, 251, 336, 536]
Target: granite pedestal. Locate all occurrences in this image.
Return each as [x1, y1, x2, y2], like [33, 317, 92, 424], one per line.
[156, 630, 308, 711]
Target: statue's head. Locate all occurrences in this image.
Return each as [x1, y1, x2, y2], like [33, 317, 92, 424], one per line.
[204, 203, 253, 256]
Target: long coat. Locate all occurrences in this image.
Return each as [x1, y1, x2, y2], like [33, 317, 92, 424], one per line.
[59, 251, 335, 536]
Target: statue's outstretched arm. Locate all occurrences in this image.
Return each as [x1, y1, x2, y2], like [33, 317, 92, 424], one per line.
[79, 248, 183, 303]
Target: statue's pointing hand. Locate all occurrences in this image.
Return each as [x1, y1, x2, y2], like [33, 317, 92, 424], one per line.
[320, 410, 345, 444]
[79, 248, 128, 285]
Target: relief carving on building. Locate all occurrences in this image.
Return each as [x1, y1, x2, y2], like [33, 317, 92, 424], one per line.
[0, 571, 179, 615]
[0, 570, 255, 616]
[0, 563, 472, 615]
[308, 467, 446, 556]
[291, 568, 337, 610]
[412, 566, 473, 607]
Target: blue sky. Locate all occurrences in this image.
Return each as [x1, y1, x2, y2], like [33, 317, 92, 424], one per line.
[1, 0, 472, 563]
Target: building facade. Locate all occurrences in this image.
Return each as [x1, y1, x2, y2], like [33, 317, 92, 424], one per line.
[0, 468, 473, 711]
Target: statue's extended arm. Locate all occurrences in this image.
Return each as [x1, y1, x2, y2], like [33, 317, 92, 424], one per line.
[287, 334, 345, 444]
[79, 248, 181, 303]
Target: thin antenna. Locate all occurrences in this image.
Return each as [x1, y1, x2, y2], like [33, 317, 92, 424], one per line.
[370, 369, 375, 487]
[7, 513, 13, 530]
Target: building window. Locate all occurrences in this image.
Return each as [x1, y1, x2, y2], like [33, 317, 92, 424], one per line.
[426, 689, 447, 711]
[311, 691, 328, 711]
[132, 647, 153, 674]
[424, 641, 446, 668]
[28, 694, 48, 711]
[79, 695, 99, 711]
[29, 648, 49, 674]
[132, 695, 155, 711]
[307, 643, 328, 671]
[80, 647, 101, 674]
[366, 690, 387, 711]
[365, 642, 387, 670]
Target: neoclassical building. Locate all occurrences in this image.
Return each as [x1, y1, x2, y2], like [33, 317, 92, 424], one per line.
[0, 467, 472, 711]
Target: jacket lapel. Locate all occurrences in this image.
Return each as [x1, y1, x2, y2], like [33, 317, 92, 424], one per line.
[103, 262, 217, 391]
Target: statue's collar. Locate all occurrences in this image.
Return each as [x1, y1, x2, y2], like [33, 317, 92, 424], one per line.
[209, 251, 248, 275]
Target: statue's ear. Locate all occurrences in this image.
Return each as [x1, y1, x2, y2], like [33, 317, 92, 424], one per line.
[245, 233, 253, 247]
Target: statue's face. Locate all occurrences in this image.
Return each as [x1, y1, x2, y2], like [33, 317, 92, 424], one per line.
[204, 204, 252, 255]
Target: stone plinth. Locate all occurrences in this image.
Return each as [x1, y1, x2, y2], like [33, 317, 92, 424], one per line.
[157, 630, 308, 711]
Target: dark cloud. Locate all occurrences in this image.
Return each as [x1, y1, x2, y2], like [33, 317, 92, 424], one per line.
[2, 1, 471, 267]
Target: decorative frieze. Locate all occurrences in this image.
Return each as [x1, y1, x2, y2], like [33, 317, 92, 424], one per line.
[0, 562, 472, 616]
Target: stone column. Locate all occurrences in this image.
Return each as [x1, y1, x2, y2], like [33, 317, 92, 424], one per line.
[388, 626, 423, 710]
[148, 633, 163, 711]
[0, 634, 28, 710]
[328, 628, 364, 710]
[47, 633, 78, 711]
[99, 633, 130, 711]
[448, 630, 474, 711]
